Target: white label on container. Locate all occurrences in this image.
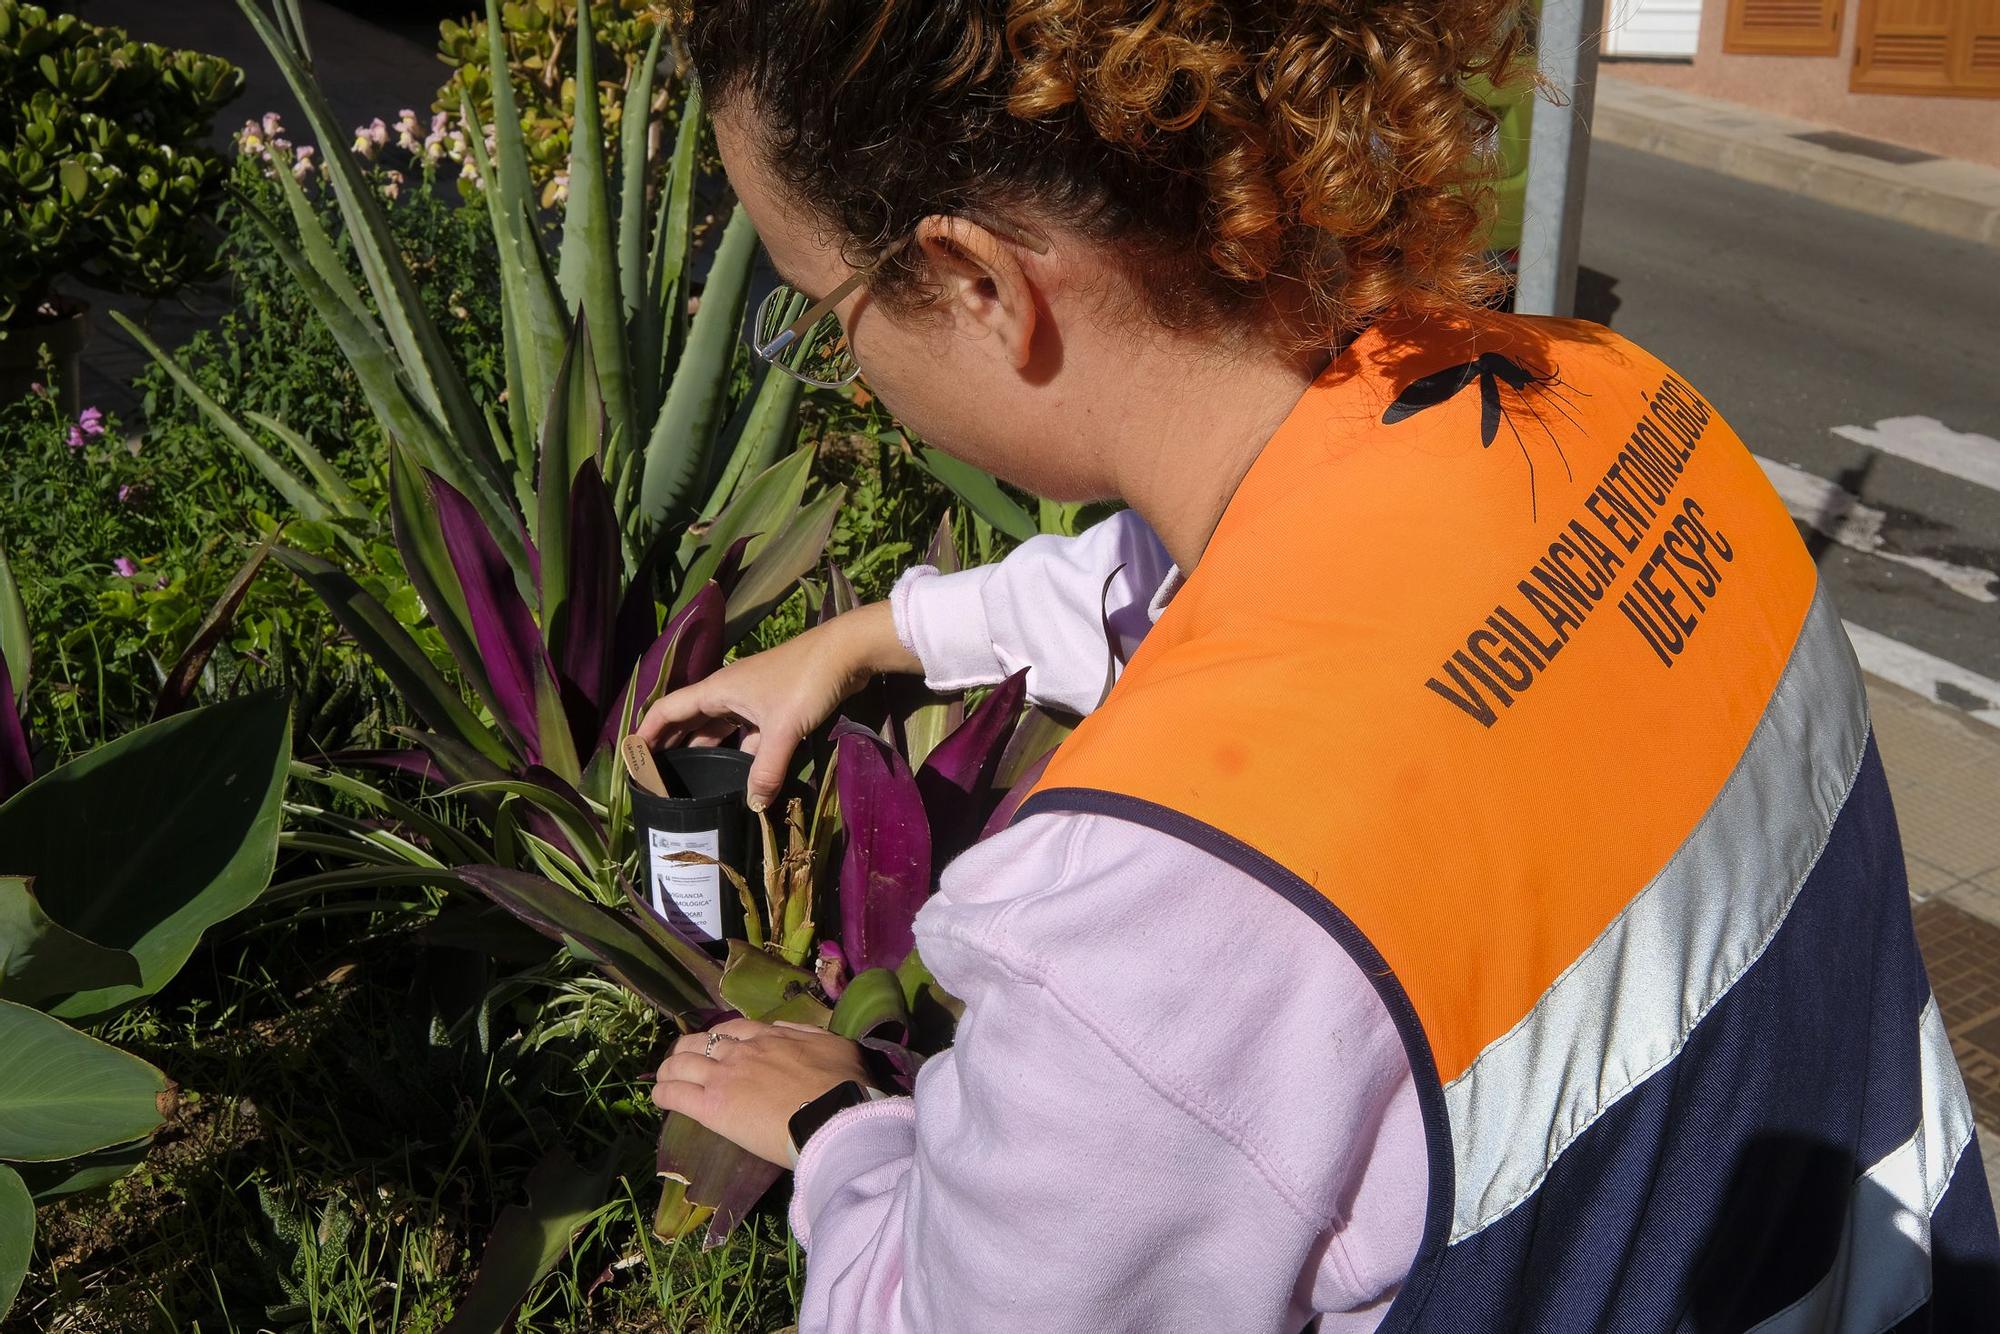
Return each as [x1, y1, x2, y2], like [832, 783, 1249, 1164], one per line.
[648, 827, 724, 941]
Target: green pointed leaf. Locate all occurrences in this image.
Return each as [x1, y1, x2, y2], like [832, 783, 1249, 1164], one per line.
[464, 85, 565, 464]
[153, 533, 279, 721]
[0, 543, 29, 702]
[636, 84, 704, 428]
[556, 0, 633, 469]
[722, 485, 844, 644]
[110, 312, 340, 530]
[14, 1137, 150, 1204]
[0, 999, 168, 1160]
[698, 365, 803, 523]
[535, 321, 607, 647]
[913, 448, 1039, 543]
[0, 876, 140, 1004]
[619, 25, 666, 326]
[440, 1146, 617, 1334]
[0, 693, 290, 1020]
[0, 1163, 31, 1318]
[244, 412, 361, 517]
[638, 206, 758, 531]
[672, 446, 815, 617]
[234, 0, 525, 574]
[272, 548, 514, 769]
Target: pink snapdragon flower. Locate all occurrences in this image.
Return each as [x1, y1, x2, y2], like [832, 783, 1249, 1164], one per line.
[67, 406, 104, 450]
[395, 108, 423, 154]
[291, 145, 317, 182]
[113, 557, 138, 578]
[352, 117, 388, 159]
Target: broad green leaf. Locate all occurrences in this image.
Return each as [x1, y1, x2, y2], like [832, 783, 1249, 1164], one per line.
[110, 313, 339, 529]
[13, 1136, 149, 1204]
[698, 365, 803, 523]
[672, 446, 815, 617]
[722, 485, 845, 644]
[556, 0, 633, 467]
[719, 941, 829, 1025]
[0, 693, 290, 1020]
[0, 876, 139, 1004]
[638, 206, 759, 532]
[0, 542, 28, 701]
[0, 1163, 29, 1318]
[273, 547, 513, 769]
[913, 448, 1039, 543]
[655, 1111, 783, 1249]
[440, 1146, 616, 1334]
[830, 966, 911, 1040]
[0, 999, 168, 1160]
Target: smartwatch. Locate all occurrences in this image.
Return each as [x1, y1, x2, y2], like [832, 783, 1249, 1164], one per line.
[787, 1081, 891, 1165]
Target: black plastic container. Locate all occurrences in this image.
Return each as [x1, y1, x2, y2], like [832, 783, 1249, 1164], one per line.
[627, 747, 760, 953]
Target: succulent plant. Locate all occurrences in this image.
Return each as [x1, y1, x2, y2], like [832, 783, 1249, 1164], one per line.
[434, 0, 674, 197]
[0, 1, 244, 329]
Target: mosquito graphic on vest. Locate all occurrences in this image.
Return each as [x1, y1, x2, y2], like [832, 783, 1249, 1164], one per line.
[1381, 350, 1586, 519]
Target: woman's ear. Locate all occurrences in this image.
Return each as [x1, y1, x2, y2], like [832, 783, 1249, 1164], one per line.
[914, 216, 1039, 371]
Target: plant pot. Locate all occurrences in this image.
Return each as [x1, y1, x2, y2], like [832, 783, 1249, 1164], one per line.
[0, 300, 88, 417]
[628, 747, 763, 955]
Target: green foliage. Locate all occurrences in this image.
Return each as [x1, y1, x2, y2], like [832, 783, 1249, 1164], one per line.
[434, 0, 674, 198]
[0, 0, 243, 326]
[0, 691, 290, 1323]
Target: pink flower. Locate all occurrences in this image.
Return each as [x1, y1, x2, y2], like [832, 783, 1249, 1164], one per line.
[78, 407, 103, 437]
[262, 111, 285, 138]
[352, 117, 388, 159]
[67, 425, 85, 450]
[291, 145, 317, 182]
[395, 109, 423, 154]
[117, 484, 134, 503]
[381, 169, 404, 201]
[113, 557, 138, 577]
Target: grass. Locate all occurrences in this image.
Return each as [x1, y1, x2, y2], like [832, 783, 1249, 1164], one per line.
[7, 901, 804, 1332]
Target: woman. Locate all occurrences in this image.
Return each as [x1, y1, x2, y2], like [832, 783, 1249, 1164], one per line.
[641, 3, 1999, 1329]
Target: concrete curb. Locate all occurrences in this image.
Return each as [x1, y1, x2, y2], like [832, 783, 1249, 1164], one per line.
[1592, 81, 2000, 250]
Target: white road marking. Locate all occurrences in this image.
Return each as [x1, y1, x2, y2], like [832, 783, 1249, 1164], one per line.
[1832, 417, 2000, 495]
[1755, 456, 1999, 604]
[1842, 621, 2000, 729]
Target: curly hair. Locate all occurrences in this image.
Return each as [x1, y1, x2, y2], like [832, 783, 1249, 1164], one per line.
[682, 0, 1535, 344]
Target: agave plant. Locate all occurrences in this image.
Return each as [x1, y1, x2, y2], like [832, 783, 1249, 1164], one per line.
[109, 0, 840, 890]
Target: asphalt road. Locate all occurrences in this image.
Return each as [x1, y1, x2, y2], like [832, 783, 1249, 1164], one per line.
[1578, 140, 2000, 684]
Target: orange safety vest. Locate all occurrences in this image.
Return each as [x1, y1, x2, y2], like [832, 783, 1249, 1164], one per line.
[1019, 309, 1997, 1330]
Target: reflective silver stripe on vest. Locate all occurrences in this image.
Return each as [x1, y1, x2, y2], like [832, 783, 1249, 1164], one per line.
[1443, 585, 1869, 1242]
[1743, 996, 1976, 1334]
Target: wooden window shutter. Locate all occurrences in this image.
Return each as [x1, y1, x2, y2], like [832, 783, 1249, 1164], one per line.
[1724, 0, 1843, 55]
[1853, 0, 2000, 97]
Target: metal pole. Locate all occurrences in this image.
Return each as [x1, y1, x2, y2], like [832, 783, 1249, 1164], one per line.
[1515, 0, 1607, 318]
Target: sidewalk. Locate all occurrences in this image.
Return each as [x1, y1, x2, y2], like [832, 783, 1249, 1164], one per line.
[1869, 673, 2000, 1209]
[1592, 76, 2000, 249]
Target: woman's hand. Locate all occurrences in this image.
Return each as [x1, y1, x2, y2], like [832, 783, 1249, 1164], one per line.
[652, 1019, 874, 1166]
[634, 602, 920, 811]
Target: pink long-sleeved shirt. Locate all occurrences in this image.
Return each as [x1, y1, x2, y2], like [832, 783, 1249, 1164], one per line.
[790, 511, 1428, 1332]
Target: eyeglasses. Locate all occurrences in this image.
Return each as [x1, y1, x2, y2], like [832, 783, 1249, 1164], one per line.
[748, 220, 1050, 390]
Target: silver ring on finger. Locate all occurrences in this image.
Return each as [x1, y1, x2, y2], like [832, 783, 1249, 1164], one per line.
[702, 1031, 737, 1059]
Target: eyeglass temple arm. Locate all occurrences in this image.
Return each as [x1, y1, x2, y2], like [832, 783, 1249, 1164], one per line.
[768, 222, 1052, 349]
